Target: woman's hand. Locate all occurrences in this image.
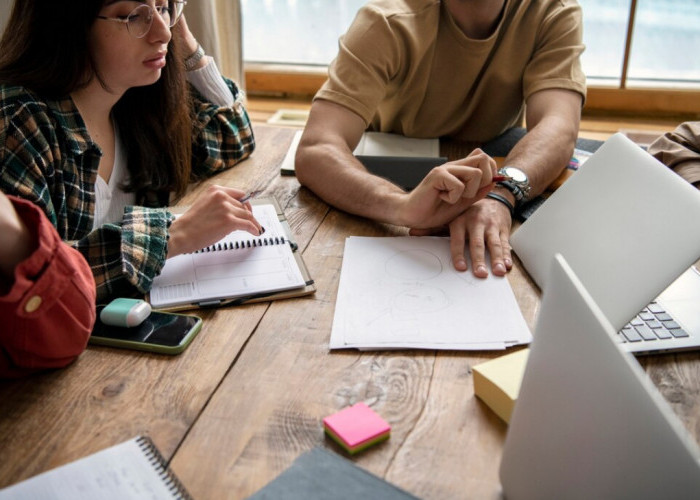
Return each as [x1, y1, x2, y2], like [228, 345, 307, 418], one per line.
[172, 14, 209, 70]
[167, 185, 262, 258]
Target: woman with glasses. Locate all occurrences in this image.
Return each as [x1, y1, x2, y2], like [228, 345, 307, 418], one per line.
[0, 0, 261, 302]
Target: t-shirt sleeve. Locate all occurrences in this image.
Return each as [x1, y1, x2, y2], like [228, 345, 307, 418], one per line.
[315, 6, 402, 125]
[522, 0, 587, 102]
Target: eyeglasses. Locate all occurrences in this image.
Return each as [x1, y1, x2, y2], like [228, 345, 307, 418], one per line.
[97, 1, 187, 39]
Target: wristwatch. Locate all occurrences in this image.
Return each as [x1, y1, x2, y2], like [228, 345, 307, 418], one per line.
[496, 166, 531, 206]
[184, 44, 206, 71]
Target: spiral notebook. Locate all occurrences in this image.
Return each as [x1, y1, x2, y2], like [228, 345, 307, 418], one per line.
[0, 436, 191, 500]
[149, 197, 315, 310]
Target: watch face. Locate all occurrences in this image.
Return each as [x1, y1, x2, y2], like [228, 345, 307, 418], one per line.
[502, 167, 528, 183]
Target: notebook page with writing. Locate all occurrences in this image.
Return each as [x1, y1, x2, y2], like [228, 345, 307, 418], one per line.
[150, 203, 306, 309]
[0, 436, 191, 500]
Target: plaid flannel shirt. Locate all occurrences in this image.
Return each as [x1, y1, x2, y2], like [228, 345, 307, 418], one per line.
[0, 79, 255, 302]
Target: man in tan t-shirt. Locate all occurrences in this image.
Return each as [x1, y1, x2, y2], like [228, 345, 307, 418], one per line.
[296, 0, 586, 277]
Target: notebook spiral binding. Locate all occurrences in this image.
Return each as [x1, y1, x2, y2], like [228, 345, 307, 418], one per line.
[136, 436, 194, 500]
[194, 236, 287, 254]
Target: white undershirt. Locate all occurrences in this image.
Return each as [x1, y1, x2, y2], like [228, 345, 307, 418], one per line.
[187, 60, 235, 107]
[93, 122, 135, 228]
[92, 60, 234, 229]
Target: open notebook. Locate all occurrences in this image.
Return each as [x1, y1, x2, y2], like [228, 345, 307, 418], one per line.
[148, 197, 315, 310]
[0, 436, 192, 500]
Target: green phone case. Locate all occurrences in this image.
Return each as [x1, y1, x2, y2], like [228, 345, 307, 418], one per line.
[89, 310, 203, 355]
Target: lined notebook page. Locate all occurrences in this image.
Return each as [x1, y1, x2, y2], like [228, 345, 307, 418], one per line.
[150, 204, 306, 308]
[0, 436, 191, 500]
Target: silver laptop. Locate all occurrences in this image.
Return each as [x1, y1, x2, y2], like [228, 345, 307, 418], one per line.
[500, 254, 700, 499]
[510, 133, 700, 354]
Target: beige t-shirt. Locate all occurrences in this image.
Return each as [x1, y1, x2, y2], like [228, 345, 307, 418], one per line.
[316, 0, 586, 142]
[647, 121, 700, 188]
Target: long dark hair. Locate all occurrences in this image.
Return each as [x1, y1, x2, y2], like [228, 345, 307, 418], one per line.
[0, 0, 193, 200]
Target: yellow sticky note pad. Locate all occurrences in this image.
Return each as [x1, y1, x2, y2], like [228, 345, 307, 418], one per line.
[472, 348, 530, 424]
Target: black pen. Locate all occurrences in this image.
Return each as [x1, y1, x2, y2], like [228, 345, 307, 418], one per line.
[239, 190, 265, 234]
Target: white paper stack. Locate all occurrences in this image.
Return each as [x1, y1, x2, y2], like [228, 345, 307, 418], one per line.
[329, 236, 532, 350]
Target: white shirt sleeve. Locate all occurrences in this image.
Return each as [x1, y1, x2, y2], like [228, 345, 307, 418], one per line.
[186, 59, 235, 107]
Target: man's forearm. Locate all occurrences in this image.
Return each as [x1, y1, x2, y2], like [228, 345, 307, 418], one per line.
[501, 114, 578, 199]
[296, 143, 408, 225]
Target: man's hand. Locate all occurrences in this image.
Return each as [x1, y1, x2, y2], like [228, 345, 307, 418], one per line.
[398, 149, 497, 229]
[410, 196, 513, 276]
[450, 197, 513, 276]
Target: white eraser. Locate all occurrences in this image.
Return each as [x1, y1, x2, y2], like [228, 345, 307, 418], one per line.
[100, 298, 152, 328]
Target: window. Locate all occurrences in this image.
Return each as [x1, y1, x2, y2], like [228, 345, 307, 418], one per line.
[581, 0, 700, 87]
[242, 0, 365, 65]
[242, 0, 700, 113]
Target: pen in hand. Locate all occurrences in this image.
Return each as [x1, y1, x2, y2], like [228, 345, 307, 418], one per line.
[238, 190, 265, 234]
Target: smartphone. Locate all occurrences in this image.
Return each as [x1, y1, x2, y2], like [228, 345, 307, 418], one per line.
[90, 306, 203, 355]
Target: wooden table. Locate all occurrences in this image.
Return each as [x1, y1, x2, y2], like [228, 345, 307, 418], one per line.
[1, 125, 698, 499]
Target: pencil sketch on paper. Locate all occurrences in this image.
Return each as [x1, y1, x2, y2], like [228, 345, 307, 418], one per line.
[329, 236, 533, 350]
[385, 249, 450, 313]
[384, 249, 443, 280]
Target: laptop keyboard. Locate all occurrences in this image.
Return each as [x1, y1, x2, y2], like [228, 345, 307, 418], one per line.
[618, 302, 690, 343]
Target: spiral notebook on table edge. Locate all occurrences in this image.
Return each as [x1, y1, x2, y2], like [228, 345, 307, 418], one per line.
[0, 435, 192, 500]
[148, 196, 315, 311]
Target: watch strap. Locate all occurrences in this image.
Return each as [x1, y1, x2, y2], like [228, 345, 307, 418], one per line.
[496, 179, 525, 203]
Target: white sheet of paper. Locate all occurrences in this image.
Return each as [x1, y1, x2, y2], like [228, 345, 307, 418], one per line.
[330, 236, 532, 350]
[279, 130, 303, 174]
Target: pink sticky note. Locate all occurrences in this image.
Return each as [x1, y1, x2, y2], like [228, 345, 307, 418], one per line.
[323, 402, 391, 453]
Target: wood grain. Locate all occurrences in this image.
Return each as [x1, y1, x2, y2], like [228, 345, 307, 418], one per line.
[170, 193, 540, 499]
[2, 125, 698, 500]
[0, 126, 293, 488]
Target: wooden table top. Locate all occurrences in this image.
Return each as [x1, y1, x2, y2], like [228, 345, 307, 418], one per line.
[1, 125, 698, 499]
